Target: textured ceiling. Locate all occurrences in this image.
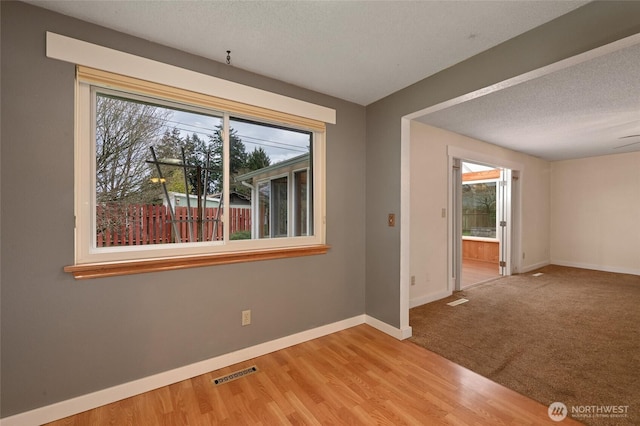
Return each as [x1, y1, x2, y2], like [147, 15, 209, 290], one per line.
[417, 41, 640, 161]
[26, 0, 585, 106]
[27, 1, 639, 161]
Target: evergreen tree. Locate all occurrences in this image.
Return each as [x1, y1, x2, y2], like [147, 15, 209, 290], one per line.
[205, 125, 248, 194]
[246, 147, 271, 171]
[152, 128, 189, 195]
[172, 126, 248, 195]
[147, 125, 250, 198]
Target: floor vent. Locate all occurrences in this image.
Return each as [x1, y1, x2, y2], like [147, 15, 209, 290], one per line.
[447, 298, 469, 306]
[532, 273, 544, 277]
[212, 366, 258, 386]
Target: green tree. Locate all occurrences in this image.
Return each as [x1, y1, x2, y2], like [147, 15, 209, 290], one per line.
[156, 128, 182, 160]
[246, 147, 271, 171]
[181, 132, 211, 194]
[175, 126, 248, 196]
[147, 125, 250, 198]
[233, 146, 272, 198]
[206, 126, 247, 194]
[153, 128, 189, 194]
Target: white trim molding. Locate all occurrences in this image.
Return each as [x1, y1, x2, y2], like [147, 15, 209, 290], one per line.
[399, 117, 412, 336]
[551, 260, 640, 277]
[0, 314, 414, 426]
[520, 260, 551, 273]
[1, 316, 365, 426]
[410, 289, 452, 309]
[404, 32, 640, 122]
[46, 32, 336, 125]
[365, 315, 412, 340]
[447, 145, 525, 173]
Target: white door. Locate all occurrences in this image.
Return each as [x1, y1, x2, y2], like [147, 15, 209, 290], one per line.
[497, 168, 512, 276]
[451, 161, 513, 289]
[451, 158, 462, 291]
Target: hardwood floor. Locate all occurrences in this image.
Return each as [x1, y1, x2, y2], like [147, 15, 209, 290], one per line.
[462, 258, 501, 288]
[46, 325, 580, 425]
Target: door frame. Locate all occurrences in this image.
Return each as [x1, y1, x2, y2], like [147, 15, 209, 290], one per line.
[498, 167, 512, 276]
[447, 146, 523, 291]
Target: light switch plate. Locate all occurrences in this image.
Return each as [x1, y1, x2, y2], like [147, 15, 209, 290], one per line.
[388, 213, 395, 227]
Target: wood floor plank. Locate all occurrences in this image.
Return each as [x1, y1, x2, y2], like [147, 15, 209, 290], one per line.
[284, 391, 321, 425]
[190, 374, 214, 415]
[45, 325, 582, 425]
[462, 258, 501, 287]
[254, 365, 296, 417]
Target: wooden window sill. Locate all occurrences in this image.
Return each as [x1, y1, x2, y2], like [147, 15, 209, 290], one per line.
[64, 245, 330, 280]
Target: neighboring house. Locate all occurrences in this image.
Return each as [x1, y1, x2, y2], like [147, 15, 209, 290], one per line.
[164, 191, 221, 209]
[165, 191, 252, 241]
[164, 191, 251, 210]
[234, 154, 310, 238]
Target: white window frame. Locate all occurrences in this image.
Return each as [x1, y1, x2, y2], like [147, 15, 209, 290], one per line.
[292, 167, 311, 237]
[76, 82, 326, 264]
[48, 33, 333, 268]
[260, 173, 290, 239]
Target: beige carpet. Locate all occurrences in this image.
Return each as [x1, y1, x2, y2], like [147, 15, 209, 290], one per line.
[409, 265, 640, 426]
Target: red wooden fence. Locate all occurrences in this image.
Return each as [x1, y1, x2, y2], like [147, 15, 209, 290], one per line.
[96, 204, 251, 247]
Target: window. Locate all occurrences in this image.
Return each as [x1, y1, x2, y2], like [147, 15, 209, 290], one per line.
[230, 118, 312, 240]
[72, 66, 327, 271]
[462, 181, 497, 238]
[94, 90, 224, 245]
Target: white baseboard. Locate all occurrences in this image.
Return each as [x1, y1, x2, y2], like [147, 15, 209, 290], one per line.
[409, 289, 452, 309]
[520, 260, 550, 273]
[365, 314, 412, 340]
[0, 315, 368, 426]
[551, 260, 640, 276]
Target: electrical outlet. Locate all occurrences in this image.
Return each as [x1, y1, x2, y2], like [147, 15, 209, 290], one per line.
[242, 310, 251, 326]
[411, 275, 416, 286]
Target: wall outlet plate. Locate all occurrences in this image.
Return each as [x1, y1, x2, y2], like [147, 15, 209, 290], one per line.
[242, 310, 251, 326]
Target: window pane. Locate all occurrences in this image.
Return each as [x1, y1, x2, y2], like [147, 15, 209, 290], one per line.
[462, 182, 497, 238]
[294, 170, 308, 236]
[258, 181, 270, 238]
[271, 177, 288, 237]
[231, 118, 312, 239]
[94, 91, 223, 247]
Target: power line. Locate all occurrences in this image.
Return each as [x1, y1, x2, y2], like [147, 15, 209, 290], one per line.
[97, 100, 309, 153]
[238, 134, 310, 151]
[162, 124, 309, 153]
[164, 121, 309, 150]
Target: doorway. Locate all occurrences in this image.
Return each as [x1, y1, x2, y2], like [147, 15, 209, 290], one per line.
[451, 158, 518, 291]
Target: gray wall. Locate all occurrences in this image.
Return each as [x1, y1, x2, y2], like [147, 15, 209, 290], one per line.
[364, 1, 640, 327]
[3, 0, 640, 418]
[0, 1, 366, 416]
